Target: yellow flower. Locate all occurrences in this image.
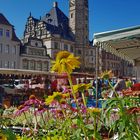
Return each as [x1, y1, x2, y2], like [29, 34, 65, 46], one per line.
[87, 108, 101, 114]
[61, 93, 70, 99]
[45, 92, 62, 105]
[16, 135, 22, 140]
[51, 51, 80, 74]
[47, 136, 63, 140]
[0, 133, 7, 140]
[100, 70, 113, 80]
[73, 83, 92, 93]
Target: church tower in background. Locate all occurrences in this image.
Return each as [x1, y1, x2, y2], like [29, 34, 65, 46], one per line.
[69, 0, 89, 71]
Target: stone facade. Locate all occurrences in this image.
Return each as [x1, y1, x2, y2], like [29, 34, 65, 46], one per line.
[23, 2, 75, 60]
[0, 13, 20, 69]
[69, 0, 90, 71]
[0, 1, 96, 74]
[20, 37, 50, 71]
[99, 50, 133, 77]
[22, 1, 95, 73]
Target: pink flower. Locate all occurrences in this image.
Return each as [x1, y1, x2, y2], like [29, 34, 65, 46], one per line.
[15, 105, 29, 116]
[34, 106, 47, 115]
[24, 99, 41, 106]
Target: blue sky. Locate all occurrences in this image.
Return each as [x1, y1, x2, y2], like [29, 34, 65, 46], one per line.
[0, 0, 140, 40]
[94, 0, 140, 34]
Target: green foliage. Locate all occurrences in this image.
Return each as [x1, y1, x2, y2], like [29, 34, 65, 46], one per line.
[2, 128, 16, 140]
[102, 95, 140, 140]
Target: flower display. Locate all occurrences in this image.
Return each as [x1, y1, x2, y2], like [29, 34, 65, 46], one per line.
[51, 51, 80, 74]
[45, 92, 62, 105]
[15, 105, 29, 116]
[100, 70, 113, 80]
[87, 107, 101, 114]
[73, 83, 92, 93]
[1, 51, 139, 140]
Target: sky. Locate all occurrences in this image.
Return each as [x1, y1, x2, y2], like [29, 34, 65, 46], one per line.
[0, 0, 140, 40]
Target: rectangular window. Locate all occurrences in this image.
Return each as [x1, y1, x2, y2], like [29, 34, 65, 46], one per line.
[12, 46, 16, 54]
[4, 61, 9, 68]
[23, 60, 28, 69]
[37, 62, 42, 71]
[54, 42, 59, 49]
[0, 28, 3, 36]
[71, 13, 73, 18]
[11, 61, 16, 69]
[30, 61, 35, 70]
[70, 46, 73, 52]
[44, 62, 49, 71]
[78, 50, 81, 54]
[0, 43, 2, 53]
[64, 44, 68, 50]
[5, 44, 9, 53]
[6, 30, 10, 37]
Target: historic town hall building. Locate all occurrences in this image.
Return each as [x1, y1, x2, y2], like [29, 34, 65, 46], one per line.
[0, 0, 132, 76]
[21, 0, 95, 72]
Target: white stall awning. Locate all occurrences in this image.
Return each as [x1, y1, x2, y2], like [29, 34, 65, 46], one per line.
[94, 25, 140, 65]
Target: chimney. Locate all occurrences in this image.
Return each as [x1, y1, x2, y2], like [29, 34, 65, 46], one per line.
[53, 2, 58, 7]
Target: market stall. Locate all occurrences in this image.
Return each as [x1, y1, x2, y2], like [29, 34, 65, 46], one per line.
[94, 26, 140, 81]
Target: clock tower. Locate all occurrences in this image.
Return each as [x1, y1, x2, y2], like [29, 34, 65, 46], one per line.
[69, 0, 89, 71]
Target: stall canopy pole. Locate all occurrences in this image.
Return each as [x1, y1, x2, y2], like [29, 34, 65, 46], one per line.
[95, 44, 99, 107]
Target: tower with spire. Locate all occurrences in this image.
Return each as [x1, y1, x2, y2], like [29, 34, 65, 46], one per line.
[22, 1, 94, 73]
[69, 0, 89, 71]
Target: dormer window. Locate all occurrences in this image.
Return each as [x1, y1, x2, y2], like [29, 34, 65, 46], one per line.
[46, 13, 50, 18]
[47, 19, 52, 23]
[6, 30, 10, 37]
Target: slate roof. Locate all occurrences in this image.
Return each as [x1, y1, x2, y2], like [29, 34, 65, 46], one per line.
[0, 13, 12, 26]
[41, 5, 74, 41]
[41, 6, 68, 27]
[0, 13, 20, 42]
[12, 28, 20, 42]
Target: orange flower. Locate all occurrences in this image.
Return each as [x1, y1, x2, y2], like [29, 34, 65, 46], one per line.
[29, 95, 36, 100]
